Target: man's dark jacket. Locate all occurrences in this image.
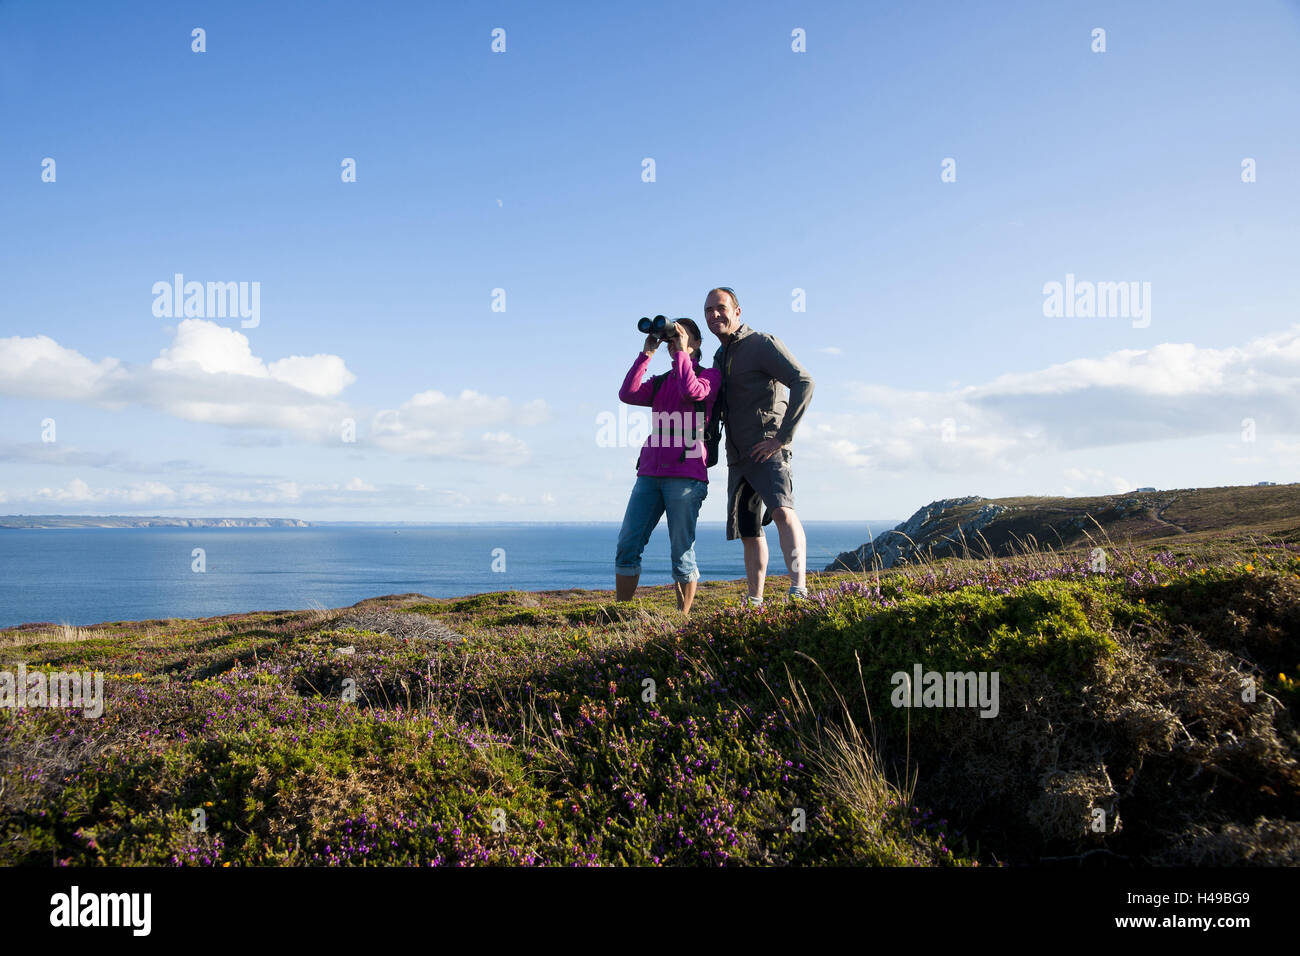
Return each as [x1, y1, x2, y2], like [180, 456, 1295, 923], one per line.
[711, 323, 815, 468]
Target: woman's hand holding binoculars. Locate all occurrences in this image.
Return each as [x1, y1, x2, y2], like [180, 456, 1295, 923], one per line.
[663, 323, 688, 355]
[643, 325, 686, 357]
[638, 315, 691, 358]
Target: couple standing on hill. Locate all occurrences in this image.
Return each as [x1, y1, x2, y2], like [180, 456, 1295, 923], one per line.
[614, 287, 815, 614]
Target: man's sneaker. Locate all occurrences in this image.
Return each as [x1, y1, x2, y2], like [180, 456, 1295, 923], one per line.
[787, 585, 809, 602]
[745, 595, 764, 608]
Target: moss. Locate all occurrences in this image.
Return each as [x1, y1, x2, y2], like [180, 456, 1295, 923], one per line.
[398, 602, 447, 616]
[485, 608, 556, 628]
[721, 580, 1118, 736]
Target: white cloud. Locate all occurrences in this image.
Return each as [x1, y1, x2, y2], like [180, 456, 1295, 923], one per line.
[150, 320, 355, 398]
[36, 477, 94, 502]
[0, 321, 354, 437]
[0, 334, 124, 400]
[974, 337, 1289, 398]
[1061, 467, 1132, 495]
[0, 323, 547, 464]
[370, 393, 547, 464]
[34, 478, 179, 504]
[813, 324, 1300, 473]
[151, 320, 265, 378]
[5, 475, 530, 515]
[399, 389, 548, 427]
[18, 477, 372, 508]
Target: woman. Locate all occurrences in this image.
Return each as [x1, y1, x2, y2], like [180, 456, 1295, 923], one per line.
[614, 318, 721, 614]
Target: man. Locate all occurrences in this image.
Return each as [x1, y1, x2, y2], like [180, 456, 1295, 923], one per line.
[704, 287, 814, 604]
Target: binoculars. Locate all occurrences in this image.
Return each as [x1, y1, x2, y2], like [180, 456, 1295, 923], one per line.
[638, 315, 689, 340]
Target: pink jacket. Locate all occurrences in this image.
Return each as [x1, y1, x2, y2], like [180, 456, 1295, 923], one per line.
[619, 350, 721, 482]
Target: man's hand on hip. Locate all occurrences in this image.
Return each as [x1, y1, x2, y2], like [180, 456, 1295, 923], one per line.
[750, 437, 784, 463]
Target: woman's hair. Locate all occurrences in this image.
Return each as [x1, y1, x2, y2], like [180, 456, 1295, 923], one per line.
[677, 318, 704, 363]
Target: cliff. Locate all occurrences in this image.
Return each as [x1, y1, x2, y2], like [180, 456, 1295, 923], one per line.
[825, 483, 1300, 572]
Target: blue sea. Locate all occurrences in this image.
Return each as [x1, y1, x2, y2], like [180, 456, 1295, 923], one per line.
[0, 521, 894, 628]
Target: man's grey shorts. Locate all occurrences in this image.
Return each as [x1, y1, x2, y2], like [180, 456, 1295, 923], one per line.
[725, 449, 795, 540]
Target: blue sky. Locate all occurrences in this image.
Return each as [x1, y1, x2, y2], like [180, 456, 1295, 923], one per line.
[2, 0, 1299, 522]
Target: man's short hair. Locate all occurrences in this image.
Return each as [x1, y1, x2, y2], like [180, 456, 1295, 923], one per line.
[708, 286, 740, 310]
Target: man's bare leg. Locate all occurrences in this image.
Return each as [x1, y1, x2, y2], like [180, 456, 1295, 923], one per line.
[675, 579, 698, 614]
[742, 535, 768, 602]
[615, 573, 639, 601]
[771, 507, 807, 591]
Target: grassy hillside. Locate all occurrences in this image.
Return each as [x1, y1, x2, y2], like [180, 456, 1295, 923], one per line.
[2, 535, 1298, 866]
[827, 483, 1300, 572]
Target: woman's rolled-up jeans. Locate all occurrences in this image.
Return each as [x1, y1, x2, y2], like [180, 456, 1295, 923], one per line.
[614, 475, 708, 583]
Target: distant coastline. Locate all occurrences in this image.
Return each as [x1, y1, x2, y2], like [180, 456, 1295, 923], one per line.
[0, 515, 311, 529]
[0, 516, 898, 530]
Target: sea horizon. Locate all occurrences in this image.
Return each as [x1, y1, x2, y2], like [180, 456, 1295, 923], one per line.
[0, 516, 902, 528]
[0, 520, 896, 628]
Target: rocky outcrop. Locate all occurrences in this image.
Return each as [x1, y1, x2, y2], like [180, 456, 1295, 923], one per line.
[825, 496, 1007, 572]
[825, 483, 1300, 574]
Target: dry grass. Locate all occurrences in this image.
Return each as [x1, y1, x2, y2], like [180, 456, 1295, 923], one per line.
[304, 599, 340, 629]
[330, 607, 457, 642]
[763, 650, 923, 859]
[584, 602, 680, 652]
[516, 691, 577, 783]
[0, 622, 117, 648]
[1151, 818, 1300, 865]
